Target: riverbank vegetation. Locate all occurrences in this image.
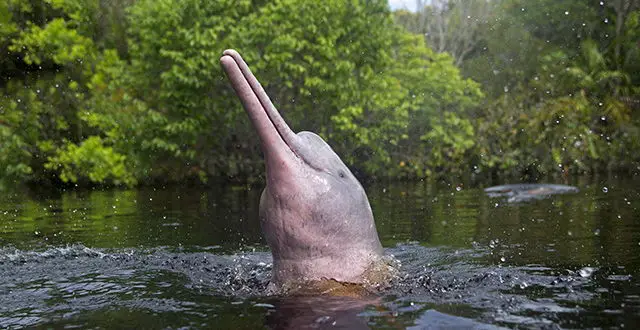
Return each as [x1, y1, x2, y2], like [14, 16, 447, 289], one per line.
[1, 0, 639, 188]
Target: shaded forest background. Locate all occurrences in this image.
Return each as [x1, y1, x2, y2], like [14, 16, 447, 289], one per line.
[1, 0, 639, 188]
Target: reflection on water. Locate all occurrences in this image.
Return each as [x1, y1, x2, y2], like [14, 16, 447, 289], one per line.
[0, 175, 639, 328]
[0, 186, 265, 251]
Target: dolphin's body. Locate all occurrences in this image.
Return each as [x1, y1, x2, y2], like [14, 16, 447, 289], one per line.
[485, 184, 579, 203]
[220, 50, 387, 291]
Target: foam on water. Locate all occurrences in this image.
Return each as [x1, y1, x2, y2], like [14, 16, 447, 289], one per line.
[0, 243, 613, 328]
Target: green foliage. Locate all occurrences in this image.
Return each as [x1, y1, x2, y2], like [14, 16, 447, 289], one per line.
[0, 76, 83, 185]
[507, 0, 598, 51]
[10, 17, 96, 68]
[0, 125, 32, 189]
[1, 0, 639, 188]
[45, 136, 136, 185]
[422, 112, 476, 176]
[116, 0, 482, 180]
[449, 0, 640, 177]
[383, 31, 483, 178]
[1, 0, 96, 188]
[233, 0, 408, 176]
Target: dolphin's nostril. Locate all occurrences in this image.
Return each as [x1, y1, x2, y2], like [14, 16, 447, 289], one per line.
[338, 171, 345, 178]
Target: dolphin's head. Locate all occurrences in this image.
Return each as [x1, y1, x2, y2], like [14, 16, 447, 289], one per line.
[220, 50, 383, 286]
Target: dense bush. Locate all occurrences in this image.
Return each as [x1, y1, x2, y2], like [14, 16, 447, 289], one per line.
[397, 0, 640, 178]
[1, 0, 639, 189]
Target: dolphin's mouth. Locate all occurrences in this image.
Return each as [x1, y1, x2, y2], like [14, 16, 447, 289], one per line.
[220, 50, 300, 160]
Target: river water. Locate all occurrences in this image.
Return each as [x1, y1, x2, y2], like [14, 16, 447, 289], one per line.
[0, 175, 639, 328]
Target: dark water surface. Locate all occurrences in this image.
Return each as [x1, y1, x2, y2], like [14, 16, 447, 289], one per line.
[1, 176, 639, 329]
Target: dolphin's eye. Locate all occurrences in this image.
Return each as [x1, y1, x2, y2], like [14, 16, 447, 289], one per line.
[338, 171, 346, 178]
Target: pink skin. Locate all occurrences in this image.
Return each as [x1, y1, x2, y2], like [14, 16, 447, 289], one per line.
[220, 50, 384, 287]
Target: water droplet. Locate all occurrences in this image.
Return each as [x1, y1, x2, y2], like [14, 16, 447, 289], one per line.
[602, 187, 608, 193]
[456, 186, 462, 192]
[578, 267, 595, 278]
[565, 11, 569, 15]
[500, 257, 506, 262]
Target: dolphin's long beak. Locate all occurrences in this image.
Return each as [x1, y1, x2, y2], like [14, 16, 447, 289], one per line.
[220, 49, 298, 159]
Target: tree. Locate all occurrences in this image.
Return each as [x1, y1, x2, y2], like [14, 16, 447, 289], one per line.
[607, 0, 640, 67]
[1, 0, 484, 187]
[395, 0, 495, 66]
